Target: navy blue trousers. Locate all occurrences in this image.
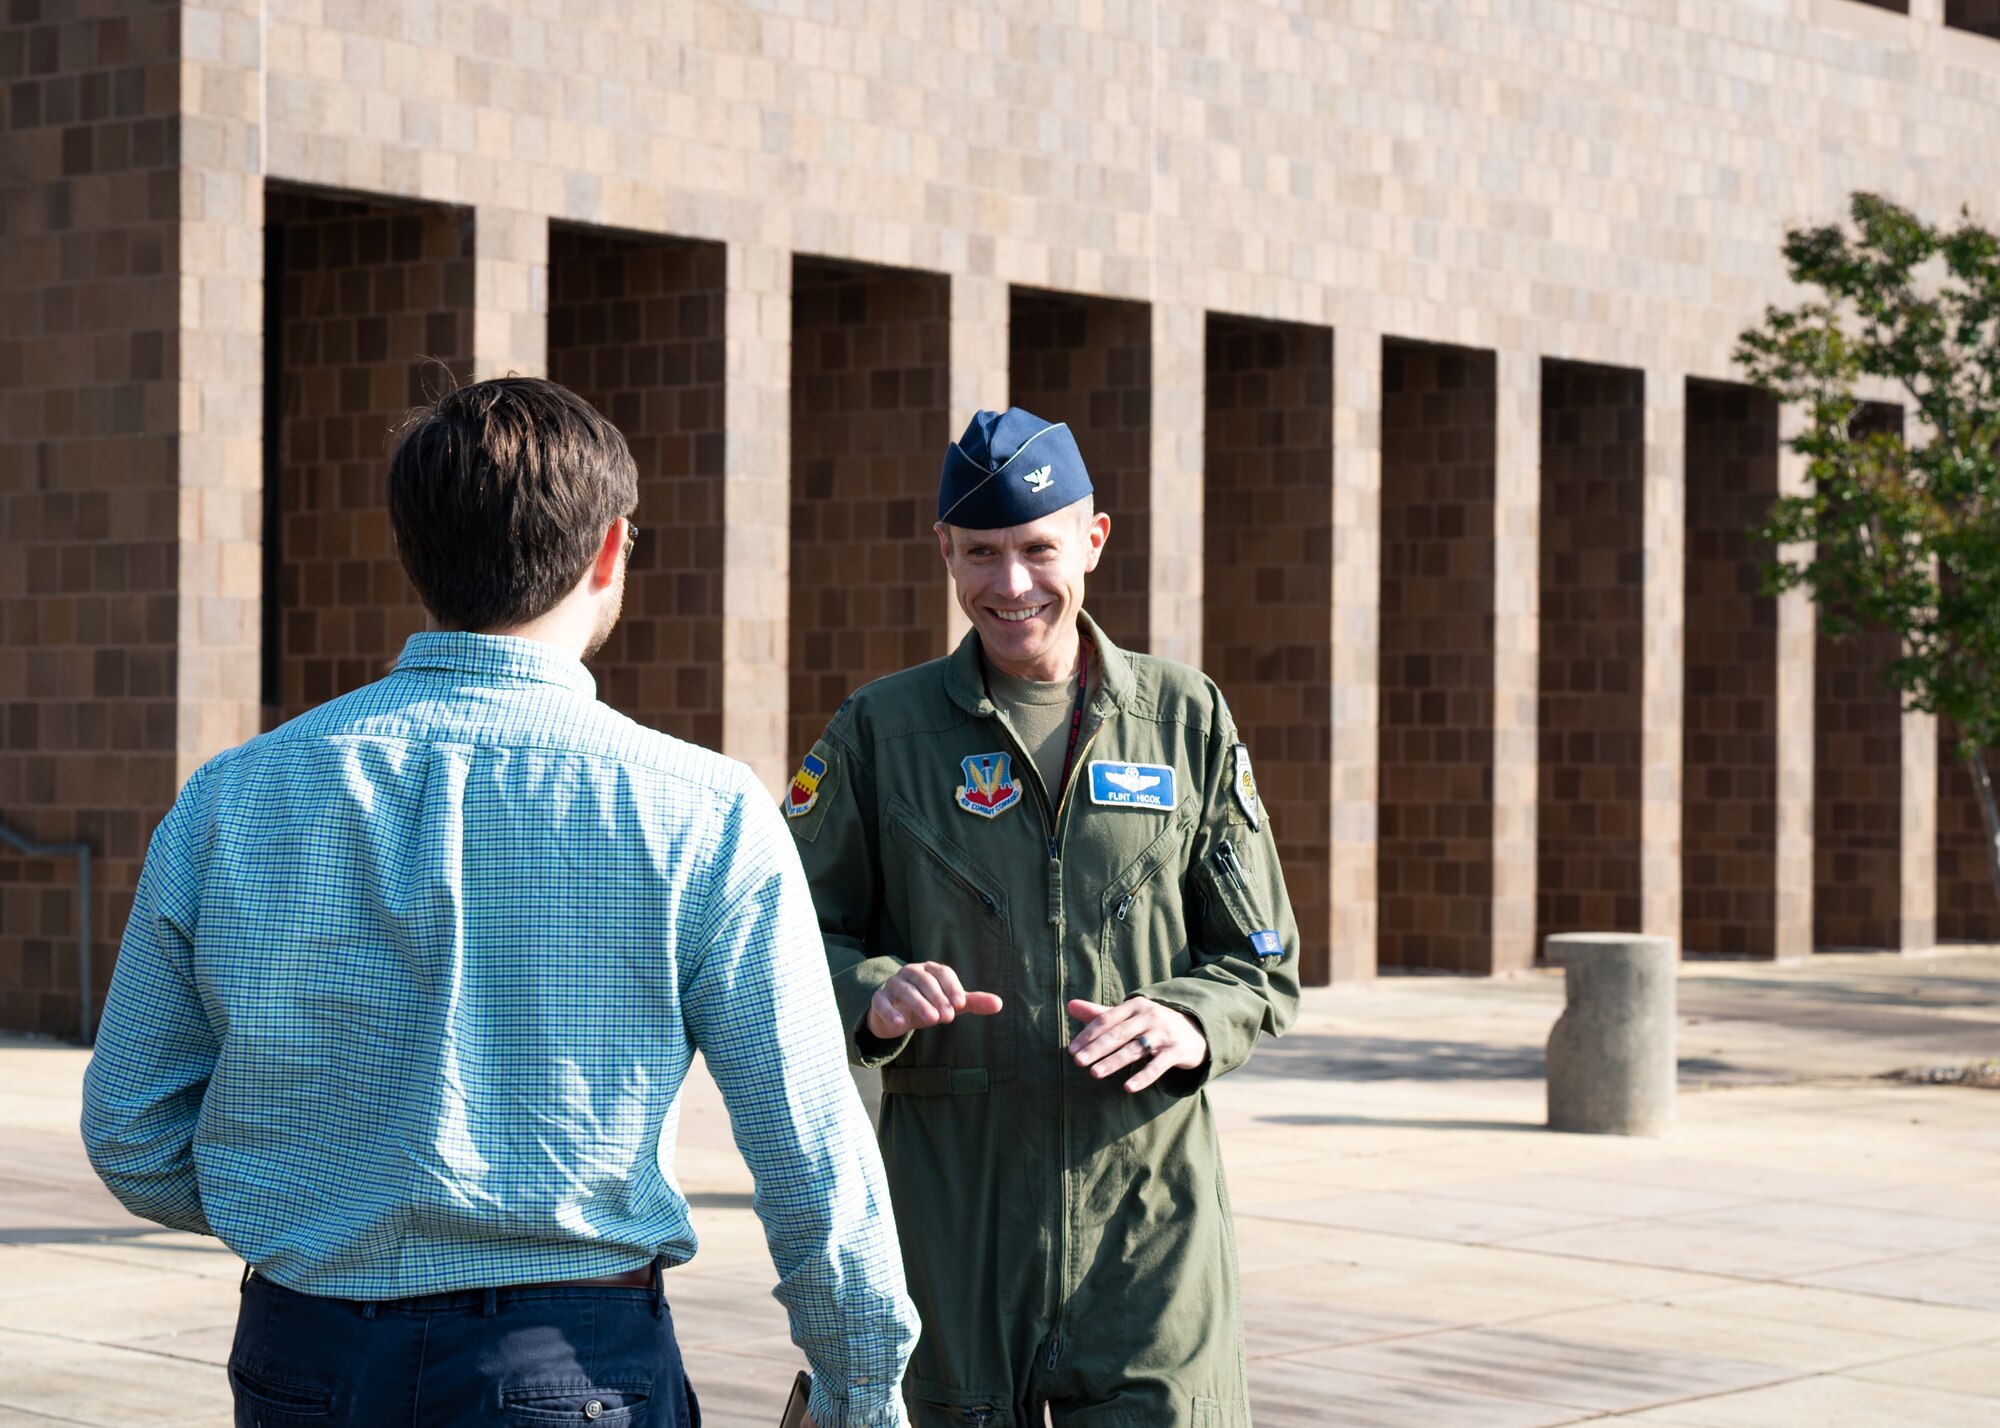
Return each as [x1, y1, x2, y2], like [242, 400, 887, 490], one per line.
[229, 1273, 700, 1428]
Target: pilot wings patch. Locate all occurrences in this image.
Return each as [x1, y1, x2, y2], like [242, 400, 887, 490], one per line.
[1087, 760, 1177, 811]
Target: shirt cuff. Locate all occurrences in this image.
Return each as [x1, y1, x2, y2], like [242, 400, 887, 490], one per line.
[810, 1379, 911, 1428]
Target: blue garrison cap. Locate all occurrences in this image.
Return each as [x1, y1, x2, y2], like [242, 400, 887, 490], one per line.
[937, 407, 1092, 529]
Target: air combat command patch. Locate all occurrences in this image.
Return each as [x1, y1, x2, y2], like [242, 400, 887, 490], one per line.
[955, 752, 1022, 819]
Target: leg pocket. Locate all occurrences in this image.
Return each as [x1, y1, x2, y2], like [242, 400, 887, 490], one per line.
[230, 1362, 333, 1426]
[501, 1384, 650, 1426]
[909, 1391, 1013, 1427]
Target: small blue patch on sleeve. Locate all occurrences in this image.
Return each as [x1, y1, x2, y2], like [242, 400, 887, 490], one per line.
[1250, 930, 1284, 962]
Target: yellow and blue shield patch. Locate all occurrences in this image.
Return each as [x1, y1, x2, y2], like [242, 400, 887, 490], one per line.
[785, 752, 827, 819]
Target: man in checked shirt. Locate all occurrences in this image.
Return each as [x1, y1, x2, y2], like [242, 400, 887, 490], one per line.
[81, 378, 917, 1428]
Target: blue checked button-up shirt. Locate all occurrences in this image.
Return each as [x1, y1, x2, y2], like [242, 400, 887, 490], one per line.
[82, 633, 918, 1428]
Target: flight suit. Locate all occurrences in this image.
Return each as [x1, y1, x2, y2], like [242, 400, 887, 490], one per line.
[787, 614, 1301, 1427]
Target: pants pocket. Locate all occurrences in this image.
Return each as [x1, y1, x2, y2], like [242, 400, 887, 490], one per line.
[500, 1384, 651, 1426]
[230, 1362, 333, 1427]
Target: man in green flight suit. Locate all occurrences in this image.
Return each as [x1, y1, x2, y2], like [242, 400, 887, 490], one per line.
[784, 406, 1302, 1427]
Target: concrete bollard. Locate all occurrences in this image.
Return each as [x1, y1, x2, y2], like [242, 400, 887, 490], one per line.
[1545, 933, 1676, 1135]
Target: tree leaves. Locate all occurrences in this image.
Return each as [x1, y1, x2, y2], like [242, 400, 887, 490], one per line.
[1737, 192, 2000, 759]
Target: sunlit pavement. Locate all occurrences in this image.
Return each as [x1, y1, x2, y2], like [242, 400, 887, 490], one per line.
[4, 950, 1997, 1427]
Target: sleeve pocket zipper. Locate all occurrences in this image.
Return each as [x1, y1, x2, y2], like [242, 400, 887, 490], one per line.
[1201, 838, 1264, 939]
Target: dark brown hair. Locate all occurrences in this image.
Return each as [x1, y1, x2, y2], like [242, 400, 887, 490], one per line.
[387, 377, 638, 631]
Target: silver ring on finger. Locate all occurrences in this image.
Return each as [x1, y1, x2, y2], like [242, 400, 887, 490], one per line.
[1137, 1034, 1155, 1054]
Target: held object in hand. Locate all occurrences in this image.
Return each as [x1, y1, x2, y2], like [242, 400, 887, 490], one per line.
[778, 1370, 812, 1428]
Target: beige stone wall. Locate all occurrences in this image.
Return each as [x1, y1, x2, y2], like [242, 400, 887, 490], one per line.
[249, 3, 2000, 367]
[13, 1, 2000, 1025]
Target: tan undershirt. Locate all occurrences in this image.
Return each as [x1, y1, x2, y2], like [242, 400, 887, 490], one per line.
[986, 661, 1081, 808]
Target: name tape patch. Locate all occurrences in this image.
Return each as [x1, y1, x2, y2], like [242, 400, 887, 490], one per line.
[1088, 761, 1177, 811]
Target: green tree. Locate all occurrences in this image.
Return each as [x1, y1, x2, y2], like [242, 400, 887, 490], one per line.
[1736, 192, 2000, 913]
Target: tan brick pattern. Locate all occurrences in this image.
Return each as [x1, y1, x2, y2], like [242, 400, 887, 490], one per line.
[1683, 382, 1787, 957]
[471, 206, 547, 381]
[1901, 691, 1940, 953]
[1009, 288, 1152, 652]
[1150, 300, 1205, 669]
[1378, 342, 1500, 974]
[22, 2, 2000, 1027]
[1812, 404, 1930, 951]
[788, 259, 951, 763]
[1773, 404, 1818, 961]
[720, 243, 791, 796]
[548, 226, 727, 751]
[1641, 371, 1687, 943]
[1203, 316, 1334, 985]
[1537, 361, 1646, 948]
[1330, 328, 1384, 982]
[267, 189, 474, 722]
[1, 0, 262, 1036]
[1816, 621, 1912, 950]
[2, 2, 184, 1036]
[177, 0, 265, 779]
[945, 274, 1010, 649]
[1936, 725, 2000, 942]
[1492, 350, 1542, 972]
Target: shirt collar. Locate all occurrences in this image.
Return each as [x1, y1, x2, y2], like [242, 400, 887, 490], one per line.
[392, 632, 599, 700]
[944, 611, 1130, 717]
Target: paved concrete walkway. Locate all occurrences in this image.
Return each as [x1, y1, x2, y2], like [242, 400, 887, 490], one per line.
[3, 951, 1997, 1426]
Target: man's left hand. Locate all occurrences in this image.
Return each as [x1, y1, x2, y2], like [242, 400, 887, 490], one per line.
[1066, 997, 1207, 1092]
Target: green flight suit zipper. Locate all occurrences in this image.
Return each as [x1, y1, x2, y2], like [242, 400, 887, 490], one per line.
[986, 690, 1103, 1378]
[1044, 715, 1101, 1374]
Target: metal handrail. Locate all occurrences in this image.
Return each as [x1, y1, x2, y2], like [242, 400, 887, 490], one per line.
[0, 820, 94, 1044]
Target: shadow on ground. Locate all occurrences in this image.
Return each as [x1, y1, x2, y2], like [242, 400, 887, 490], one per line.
[1241, 1034, 1546, 1081]
[0, 1226, 197, 1246]
[1254, 1114, 1540, 1132]
[1244, 1035, 1766, 1088]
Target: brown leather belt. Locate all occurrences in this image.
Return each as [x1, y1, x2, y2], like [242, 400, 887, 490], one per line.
[245, 1266, 657, 1294]
[558, 1267, 655, 1290]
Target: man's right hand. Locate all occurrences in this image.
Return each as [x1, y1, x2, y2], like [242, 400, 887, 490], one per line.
[867, 962, 1003, 1040]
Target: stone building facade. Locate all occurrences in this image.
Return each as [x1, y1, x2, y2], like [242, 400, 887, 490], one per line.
[7, 0, 2000, 1035]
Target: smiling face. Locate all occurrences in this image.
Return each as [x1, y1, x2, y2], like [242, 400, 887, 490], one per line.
[936, 499, 1111, 681]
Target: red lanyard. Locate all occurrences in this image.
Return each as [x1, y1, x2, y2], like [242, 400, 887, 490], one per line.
[1056, 641, 1090, 799]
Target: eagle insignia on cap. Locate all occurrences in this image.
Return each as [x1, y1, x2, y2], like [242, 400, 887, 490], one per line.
[938, 408, 1093, 528]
